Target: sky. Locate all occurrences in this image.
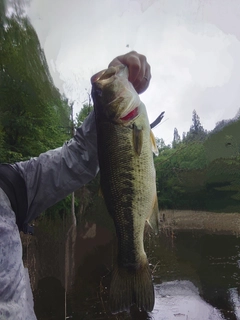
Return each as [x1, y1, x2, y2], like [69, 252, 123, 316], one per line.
[23, 0, 240, 145]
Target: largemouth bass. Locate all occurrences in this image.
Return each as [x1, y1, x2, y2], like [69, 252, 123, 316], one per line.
[91, 65, 159, 314]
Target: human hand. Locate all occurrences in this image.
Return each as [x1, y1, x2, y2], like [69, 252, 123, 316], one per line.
[108, 51, 151, 94]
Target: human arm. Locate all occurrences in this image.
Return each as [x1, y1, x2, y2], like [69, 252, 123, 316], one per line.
[14, 111, 98, 224]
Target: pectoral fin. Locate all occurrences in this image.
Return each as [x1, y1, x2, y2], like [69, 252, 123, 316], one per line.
[150, 130, 159, 156]
[133, 124, 143, 156]
[146, 194, 159, 235]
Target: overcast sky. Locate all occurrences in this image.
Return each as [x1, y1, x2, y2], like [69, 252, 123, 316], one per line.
[25, 0, 240, 145]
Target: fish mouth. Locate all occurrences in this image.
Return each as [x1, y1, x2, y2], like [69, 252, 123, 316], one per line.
[91, 67, 116, 84]
[91, 65, 140, 122]
[91, 65, 126, 84]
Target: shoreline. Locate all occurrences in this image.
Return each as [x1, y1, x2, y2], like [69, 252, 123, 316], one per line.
[159, 210, 240, 236]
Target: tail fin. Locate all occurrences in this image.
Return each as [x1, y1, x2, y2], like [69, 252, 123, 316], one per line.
[109, 262, 155, 314]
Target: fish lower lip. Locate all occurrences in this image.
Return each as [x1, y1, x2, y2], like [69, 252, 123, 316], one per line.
[91, 69, 107, 84]
[91, 67, 117, 84]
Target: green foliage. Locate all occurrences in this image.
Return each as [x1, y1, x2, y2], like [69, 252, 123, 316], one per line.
[172, 127, 181, 148]
[155, 141, 208, 209]
[155, 115, 240, 212]
[75, 103, 93, 128]
[43, 194, 78, 219]
[0, 10, 73, 216]
[183, 110, 208, 143]
[0, 14, 71, 162]
[190, 109, 204, 133]
[0, 0, 6, 23]
[155, 137, 171, 154]
[204, 119, 240, 162]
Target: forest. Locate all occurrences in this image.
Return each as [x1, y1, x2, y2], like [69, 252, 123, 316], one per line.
[1, 2, 240, 217]
[155, 110, 240, 213]
[0, 3, 71, 163]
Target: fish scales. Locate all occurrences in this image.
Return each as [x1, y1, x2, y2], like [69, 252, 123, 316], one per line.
[91, 65, 159, 314]
[98, 121, 154, 266]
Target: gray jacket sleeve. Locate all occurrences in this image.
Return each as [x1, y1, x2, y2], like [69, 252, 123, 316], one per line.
[13, 111, 99, 224]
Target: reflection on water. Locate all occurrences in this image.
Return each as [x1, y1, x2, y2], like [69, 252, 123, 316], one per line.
[150, 232, 240, 320]
[153, 280, 224, 319]
[22, 211, 240, 320]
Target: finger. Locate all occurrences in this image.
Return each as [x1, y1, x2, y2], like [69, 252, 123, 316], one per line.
[108, 51, 151, 93]
[129, 54, 146, 92]
[108, 51, 140, 81]
[127, 52, 151, 93]
[135, 64, 151, 94]
[108, 57, 122, 68]
[124, 51, 142, 84]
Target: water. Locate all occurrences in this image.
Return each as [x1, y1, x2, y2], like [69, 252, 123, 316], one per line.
[22, 212, 240, 320]
[150, 232, 240, 320]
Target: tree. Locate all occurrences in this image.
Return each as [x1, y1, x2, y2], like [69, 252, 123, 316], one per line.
[75, 103, 93, 128]
[155, 137, 171, 153]
[0, 14, 71, 162]
[185, 110, 207, 142]
[0, 0, 6, 25]
[172, 127, 181, 148]
[190, 110, 204, 134]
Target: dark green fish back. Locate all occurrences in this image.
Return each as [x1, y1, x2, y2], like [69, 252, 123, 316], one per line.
[98, 122, 137, 265]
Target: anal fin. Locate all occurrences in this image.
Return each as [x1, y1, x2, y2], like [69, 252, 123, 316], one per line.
[146, 194, 159, 235]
